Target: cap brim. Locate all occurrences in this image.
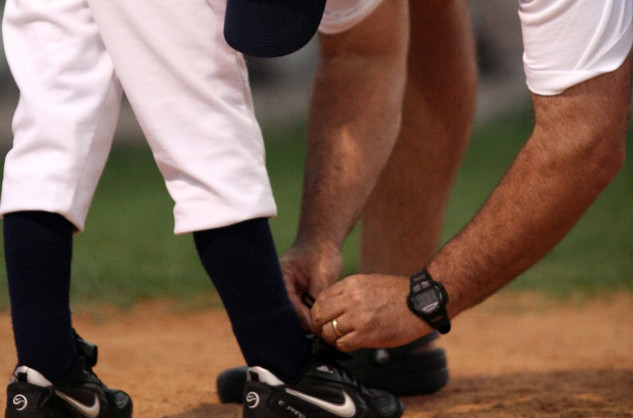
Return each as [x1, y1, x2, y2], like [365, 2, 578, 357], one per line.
[224, 0, 326, 58]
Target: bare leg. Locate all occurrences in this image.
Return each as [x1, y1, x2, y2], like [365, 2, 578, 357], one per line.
[360, 0, 478, 275]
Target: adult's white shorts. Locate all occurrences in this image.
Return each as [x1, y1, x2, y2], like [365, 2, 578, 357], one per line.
[320, 0, 633, 95]
[519, 0, 632, 95]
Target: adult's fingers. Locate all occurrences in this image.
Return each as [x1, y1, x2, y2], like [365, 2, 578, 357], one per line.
[310, 281, 348, 334]
[319, 312, 354, 346]
[331, 330, 364, 352]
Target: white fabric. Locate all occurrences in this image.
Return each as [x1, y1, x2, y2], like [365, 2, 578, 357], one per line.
[318, 0, 633, 95]
[1, 0, 277, 234]
[519, 0, 633, 95]
[319, 0, 384, 35]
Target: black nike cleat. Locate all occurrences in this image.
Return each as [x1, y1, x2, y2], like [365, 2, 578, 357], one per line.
[218, 332, 447, 403]
[5, 335, 132, 417]
[242, 360, 404, 417]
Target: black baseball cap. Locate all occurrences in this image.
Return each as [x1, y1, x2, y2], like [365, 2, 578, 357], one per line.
[224, 0, 327, 58]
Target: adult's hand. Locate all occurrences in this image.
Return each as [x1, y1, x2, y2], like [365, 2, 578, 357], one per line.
[279, 240, 343, 332]
[310, 273, 434, 352]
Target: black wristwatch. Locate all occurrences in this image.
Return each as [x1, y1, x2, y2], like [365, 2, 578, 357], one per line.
[407, 269, 451, 334]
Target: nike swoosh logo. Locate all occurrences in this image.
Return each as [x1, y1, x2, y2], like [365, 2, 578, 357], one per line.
[285, 388, 356, 417]
[55, 390, 101, 418]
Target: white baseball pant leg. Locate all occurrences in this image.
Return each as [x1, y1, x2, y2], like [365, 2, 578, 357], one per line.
[1, 0, 277, 234]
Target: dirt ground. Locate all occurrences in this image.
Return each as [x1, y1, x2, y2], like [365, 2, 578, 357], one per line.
[0, 291, 631, 417]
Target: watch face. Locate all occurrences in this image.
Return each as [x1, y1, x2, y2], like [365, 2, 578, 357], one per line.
[412, 289, 440, 314]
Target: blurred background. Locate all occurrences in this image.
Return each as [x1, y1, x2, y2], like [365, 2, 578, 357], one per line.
[0, 1, 630, 309]
[0, 0, 529, 145]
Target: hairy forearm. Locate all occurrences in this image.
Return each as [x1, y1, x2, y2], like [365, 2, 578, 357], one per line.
[431, 132, 620, 315]
[429, 58, 632, 318]
[298, 58, 404, 247]
[295, 1, 409, 250]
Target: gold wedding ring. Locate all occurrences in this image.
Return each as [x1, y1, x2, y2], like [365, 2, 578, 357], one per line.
[331, 319, 344, 338]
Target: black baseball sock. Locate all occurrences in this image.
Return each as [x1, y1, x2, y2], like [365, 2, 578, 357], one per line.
[194, 218, 312, 383]
[3, 211, 78, 383]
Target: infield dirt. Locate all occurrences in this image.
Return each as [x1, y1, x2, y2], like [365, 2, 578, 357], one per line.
[0, 291, 631, 417]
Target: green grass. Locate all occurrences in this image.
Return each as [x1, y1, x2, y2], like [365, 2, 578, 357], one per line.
[0, 110, 630, 309]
